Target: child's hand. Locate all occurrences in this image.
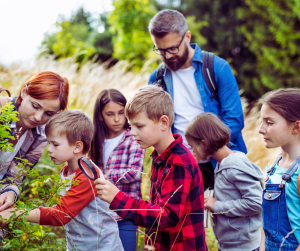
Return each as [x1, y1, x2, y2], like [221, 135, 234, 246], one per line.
[94, 178, 120, 204]
[204, 196, 216, 212]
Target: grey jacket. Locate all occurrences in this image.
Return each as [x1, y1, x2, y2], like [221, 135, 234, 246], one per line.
[213, 151, 264, 251]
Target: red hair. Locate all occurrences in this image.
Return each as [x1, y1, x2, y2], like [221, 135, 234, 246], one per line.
[15, 71, 69, 111]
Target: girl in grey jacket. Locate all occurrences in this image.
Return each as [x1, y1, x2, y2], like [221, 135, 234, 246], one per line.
[185, 113, 264, 251]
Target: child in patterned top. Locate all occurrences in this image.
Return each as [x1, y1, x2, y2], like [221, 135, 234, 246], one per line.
[89, 89, 145, 251]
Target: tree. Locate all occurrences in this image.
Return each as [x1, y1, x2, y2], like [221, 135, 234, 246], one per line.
[241, 0, 300, 94]
[41, 7, 113, 63]
[109, 0, 158, 70]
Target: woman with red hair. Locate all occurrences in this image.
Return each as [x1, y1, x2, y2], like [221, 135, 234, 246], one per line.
[0, 71, 69, 211]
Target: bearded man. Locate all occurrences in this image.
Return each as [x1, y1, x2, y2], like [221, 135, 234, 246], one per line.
[148, 9, 247, 189]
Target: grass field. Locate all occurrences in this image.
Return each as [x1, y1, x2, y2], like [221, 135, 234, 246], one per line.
[0, 56, 279, 250]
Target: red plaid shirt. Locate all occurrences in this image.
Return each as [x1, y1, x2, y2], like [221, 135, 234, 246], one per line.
[110, 134, 206, 251]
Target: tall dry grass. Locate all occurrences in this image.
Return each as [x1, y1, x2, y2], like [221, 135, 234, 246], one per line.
[0, 56, 279, 250]
[0, 55, 280, 169]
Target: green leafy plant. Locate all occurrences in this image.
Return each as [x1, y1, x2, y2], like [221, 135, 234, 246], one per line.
[0, 103, 73, 250]
[0, 102, 18, 152]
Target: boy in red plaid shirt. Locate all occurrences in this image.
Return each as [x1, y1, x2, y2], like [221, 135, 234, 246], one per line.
[95, 85, 206, 251]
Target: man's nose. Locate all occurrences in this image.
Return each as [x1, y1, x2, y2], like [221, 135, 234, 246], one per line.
[164, 51, 173, 60]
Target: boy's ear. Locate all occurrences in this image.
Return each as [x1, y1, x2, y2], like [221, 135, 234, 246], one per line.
[74, 141, 84, 154]
[201, 140, 208, 149]
[292, 121, 300, 134]
[160, 115, 170, 131]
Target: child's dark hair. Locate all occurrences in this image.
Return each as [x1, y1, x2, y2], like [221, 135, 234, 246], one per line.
[89, 89, 129, 167]
[185, 113, 231, 158]
[259, 88, 300, 123]
[45, 110, 94, 154]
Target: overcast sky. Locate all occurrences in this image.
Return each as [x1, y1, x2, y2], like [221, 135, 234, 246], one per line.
[0, 0, 113, 66]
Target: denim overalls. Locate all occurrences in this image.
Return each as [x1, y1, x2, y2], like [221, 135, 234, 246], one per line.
[263, 155, 300, 251]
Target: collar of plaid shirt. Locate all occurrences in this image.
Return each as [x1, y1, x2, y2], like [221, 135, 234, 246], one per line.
[150, 134, 183, 165]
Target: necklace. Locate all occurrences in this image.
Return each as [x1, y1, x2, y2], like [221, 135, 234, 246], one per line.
[15, 127, 26, 140]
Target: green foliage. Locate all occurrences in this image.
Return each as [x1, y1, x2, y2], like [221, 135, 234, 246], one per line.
[109, 0, 158, 70]
[41, 7, 113, 64]
[0, 104, 72, 250]
[0, 103, 18, 152]
[1, 173, 72, 250]
[241, 0, 300, 95]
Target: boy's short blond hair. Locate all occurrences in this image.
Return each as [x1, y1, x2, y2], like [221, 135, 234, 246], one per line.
[125, 85, 174, 125]
[45, 110, 94, 154]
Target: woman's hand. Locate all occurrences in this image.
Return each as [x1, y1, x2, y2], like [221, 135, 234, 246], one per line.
[0, 192, 15, 212]
[204, 196, 216, 212]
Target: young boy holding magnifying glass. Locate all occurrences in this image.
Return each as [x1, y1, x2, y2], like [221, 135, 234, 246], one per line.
[0, 110, 123, 251]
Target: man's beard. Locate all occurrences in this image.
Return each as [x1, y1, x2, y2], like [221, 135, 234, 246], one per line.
[163, 43, 189, 71]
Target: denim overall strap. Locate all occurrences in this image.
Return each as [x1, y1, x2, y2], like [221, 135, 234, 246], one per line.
[281, 155, 300, 182]
[263, 156, 300, 251]
[265, 155, 282, 183]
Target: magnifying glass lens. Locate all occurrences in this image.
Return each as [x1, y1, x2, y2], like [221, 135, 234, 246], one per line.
[78, 158, 98, 180]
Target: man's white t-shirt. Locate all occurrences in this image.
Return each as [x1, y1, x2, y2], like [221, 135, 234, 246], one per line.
[172, 66, 205, 151]
[103, 131, 126, 167]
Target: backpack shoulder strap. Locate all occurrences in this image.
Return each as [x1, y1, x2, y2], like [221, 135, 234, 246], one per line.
[154, 63, 166, 91]
[202, 51, 219, 102]
[0, 88, 11, 97]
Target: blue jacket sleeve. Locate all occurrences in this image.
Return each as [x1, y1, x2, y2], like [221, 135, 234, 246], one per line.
[148, 70, 157, 84]
[214, 60, 244, 141]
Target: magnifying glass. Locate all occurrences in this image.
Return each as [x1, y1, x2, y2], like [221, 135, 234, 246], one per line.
[78, 157, 98, 180]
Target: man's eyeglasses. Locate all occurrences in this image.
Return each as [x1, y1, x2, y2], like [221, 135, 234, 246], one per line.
[152, 31, 187, 56]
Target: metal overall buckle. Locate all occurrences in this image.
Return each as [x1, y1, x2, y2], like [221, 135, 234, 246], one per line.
[265, 168, 275, 183]
[279, 179, 286, 189]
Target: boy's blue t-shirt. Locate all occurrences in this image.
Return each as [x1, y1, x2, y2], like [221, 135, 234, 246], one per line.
[266, 163, 300, 242]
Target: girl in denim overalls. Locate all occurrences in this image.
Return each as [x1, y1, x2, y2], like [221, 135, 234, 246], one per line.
[259, 89, 300, 251]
